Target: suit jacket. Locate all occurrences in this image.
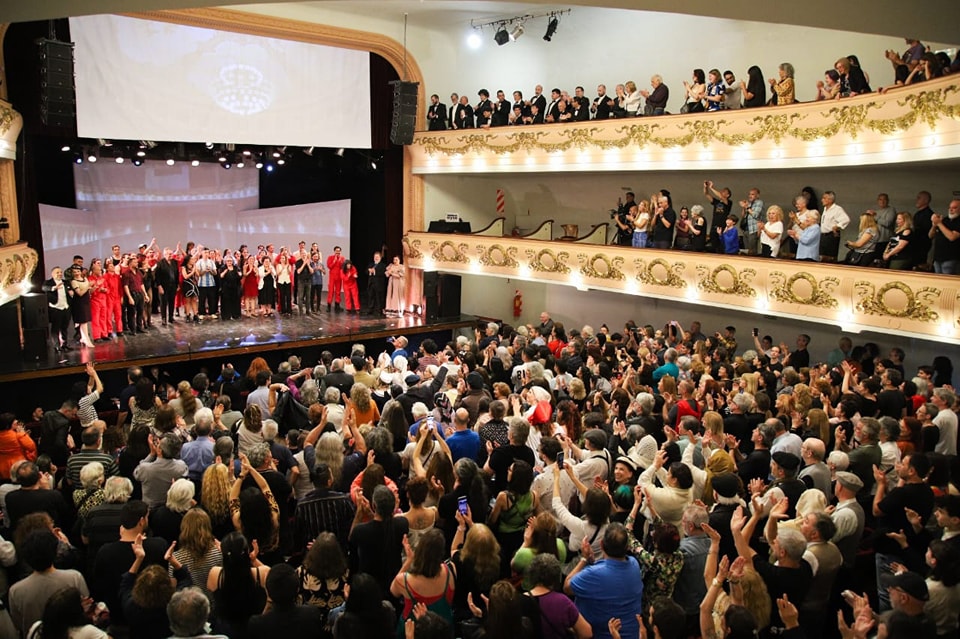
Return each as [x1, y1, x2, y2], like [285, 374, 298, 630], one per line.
[492, 100, 511, 126]
[156, 258, 179, 289]
[475, 99, 492, 126]
[427, 102, 447, 130]
[512, 100, 530, 119]
[43, 278, 67, 306]
[530, 94, 547, 116]
[546, 99, 561, 122]
[593, 94, 613, 119]
[454, 103, 474, 129]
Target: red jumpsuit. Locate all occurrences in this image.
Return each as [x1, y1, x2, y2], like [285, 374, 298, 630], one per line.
[342, 264, 359, 311]
[326, 253, 344, 305]
[88, 273, 110, 340]
[105, 269, 123, 334]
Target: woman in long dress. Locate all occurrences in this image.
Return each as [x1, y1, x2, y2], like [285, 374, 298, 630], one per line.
[180, 255, 200, 323]
[385, 256, 406, 315]
[219, 255, 242, 320]
[69, 266, 95, 348]
[241, 256, 259, 317]
[258, 256, 276, 318]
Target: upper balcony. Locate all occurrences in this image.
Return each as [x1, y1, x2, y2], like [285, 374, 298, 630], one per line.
[408, 76, 960, 175]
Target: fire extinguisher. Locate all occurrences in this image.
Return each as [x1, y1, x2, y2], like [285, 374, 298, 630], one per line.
[513, 289, 522, 318]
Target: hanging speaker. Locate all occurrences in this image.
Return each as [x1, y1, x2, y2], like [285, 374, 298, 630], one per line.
[38, 38, 76, 128]
[389, 81, 419, 145]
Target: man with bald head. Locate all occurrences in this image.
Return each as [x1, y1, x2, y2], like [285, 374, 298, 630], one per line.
[445, 408, 480, 463]
[799, 438, 831, 497]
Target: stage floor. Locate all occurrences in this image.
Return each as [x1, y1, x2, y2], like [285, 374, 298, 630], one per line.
[3, 310, 477, 382]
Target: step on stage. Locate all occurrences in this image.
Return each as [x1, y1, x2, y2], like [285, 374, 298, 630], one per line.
[2, 310, 477, 383]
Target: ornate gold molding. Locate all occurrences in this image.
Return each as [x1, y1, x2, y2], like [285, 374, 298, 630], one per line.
[404, 231, 960, 344]
[0, 243, 38, 304]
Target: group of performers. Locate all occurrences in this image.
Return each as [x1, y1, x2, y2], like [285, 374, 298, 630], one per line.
[42, 239, 408, 351]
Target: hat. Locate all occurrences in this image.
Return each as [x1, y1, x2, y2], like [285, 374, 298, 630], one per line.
[466, 371, 484, 390]
[405, 374, 421, 386]
[771, 451, 801, 472]
[834, 471, 863, 492]
[379, 370, 394, 385]
[615, 456, 638, 474]
[882, 571, 929, 601]
[633, 435, 658, 470]
[711, 473, 740, 499]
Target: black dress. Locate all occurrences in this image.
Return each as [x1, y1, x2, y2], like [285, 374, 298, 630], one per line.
[220, 267, 242, 319]
[258, 271, 276, 306]
[70, 279, 92, 323]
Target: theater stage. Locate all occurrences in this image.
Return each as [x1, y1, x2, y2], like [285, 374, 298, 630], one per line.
[1, 310, 477, 384]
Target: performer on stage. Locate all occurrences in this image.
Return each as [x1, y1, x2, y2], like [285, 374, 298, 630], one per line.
[326, 246, 345, 312]
[105, 261, 123, 337]
[69, 265, 95, 348]
[365, 251, 387, 315]
[219, 255, 242, 320]
[385, 256, 406, 315]
[342, 259, 359, 313]
[156, 248, 179, 325]
[275, 246, 294, 316]
[309, 250, 325, 313]
[295, 246, 313, 316]
[258, 256, 276, 318]
[88, 259, 110, 341]
[43, 266, 72, 351]
[242, 255, 260, 317]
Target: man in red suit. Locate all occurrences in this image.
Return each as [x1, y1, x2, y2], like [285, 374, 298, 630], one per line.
[326, 245, 345, 312]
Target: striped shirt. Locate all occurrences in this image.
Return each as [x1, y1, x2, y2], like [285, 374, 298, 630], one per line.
[173, 545, 222, 598]
[78, 390, 100, 428]
[66, 449, 119, 488]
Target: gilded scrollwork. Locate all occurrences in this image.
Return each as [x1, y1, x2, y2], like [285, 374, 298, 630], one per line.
[696, 264, 757, 297]
[478, 244, 519, 269]
[578, 253, 625, 281]
[769, 271, 839, 308]
[401, 234, 423, 259]
[635, 257, 686, 288]
[412, 84, 959, 156]
[854, 280, 940, 322]
[428, 240, 469, 264]
[525, 248, 571, 274]
[0, 246, 38, 294]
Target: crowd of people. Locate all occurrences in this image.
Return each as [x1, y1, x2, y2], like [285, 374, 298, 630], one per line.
[606, 185, 960, 273]
[0, 308, 957, 639]
[41, 240, 408, 352]
[427, 39, 959, 129]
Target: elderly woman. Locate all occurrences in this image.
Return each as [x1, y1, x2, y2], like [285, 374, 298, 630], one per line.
[768, 62, 796, 105]
[0, 413, 36, 481]
[149, 478, 195, 547]
[758, 206, 785, 258]
[844, 213, 879, 265]
[73, 461, 106, 520]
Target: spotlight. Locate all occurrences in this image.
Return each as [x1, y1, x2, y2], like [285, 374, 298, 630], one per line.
[265, 164, 274, 173]
[223, 162, 232, 169]
[335, 148, 345, 157]
[87, 152, 98, 163]
[204, 142, 215, 149]
[191, 159, 200, 167]
[303, 146, 314, 157]
[272, 150, 281, 158]
[242, 149, 252, 157]
[136, 150, 146, 157]
[467, 31, 482, 49]
[255, 161, 264, 169]
[370, 160, 378, 170]
[494, 26, 509, 46]
[217, 154, 227, 163]
[276, 158, 285, 165]
[97, 138, 112, 147]
[509, 24, 524, 41]
[166, 156, 175, 166]
[132, 157, 143, 166]
[543, 16, 558, 41]
[115, 157, 124, 164]
[60, 145, 71, 152]
[236, 161, 245, 168]
[74, 154, 83, 164]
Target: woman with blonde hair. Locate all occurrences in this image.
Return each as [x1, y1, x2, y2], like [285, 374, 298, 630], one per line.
[805, 408, 831, 442]
[758, 205, 784, 257]
[882, 210, 915, 270]
[702, 529, 772, 639]
[174, 508, 222, 598]
[450, 517, 501, 626]
[844, 213, 879, 265]
[315, 431, 346, 490]
[201, 463, 234, 539]
[346, 383, 380, 427]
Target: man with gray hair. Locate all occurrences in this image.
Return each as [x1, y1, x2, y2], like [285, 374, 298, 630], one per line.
[133, 434, 188, 509]
[674, 504, 711, 622]
[167, 587, 227, 638]
[485, 417, 535, 493]
[736, 421, 775, 484]
[843, 417, 882, 499]
[932, 387, 958, 456]
[181, 408, 216, 482]
[799, 437, 831, 497]
[322, 386, 345, 433]
[770, 417, 802, 458]
[652, 348, 679, 382]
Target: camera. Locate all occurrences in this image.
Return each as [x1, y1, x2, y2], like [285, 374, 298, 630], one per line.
[609, 209, 620, 219]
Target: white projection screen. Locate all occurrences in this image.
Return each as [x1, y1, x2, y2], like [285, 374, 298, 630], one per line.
[39, 160, 351, 270]
[70, 14, 372, 148]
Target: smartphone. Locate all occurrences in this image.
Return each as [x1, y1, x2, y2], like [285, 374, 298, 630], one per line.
[457, 496, 468, 516]
[752, 327, 759, 337]
[557, 452, 565, 469]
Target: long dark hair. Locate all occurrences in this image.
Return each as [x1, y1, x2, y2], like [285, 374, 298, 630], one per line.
[134, 378, 156, 411]
[238, 488, 275, 550]
[36, 587, 88, 639]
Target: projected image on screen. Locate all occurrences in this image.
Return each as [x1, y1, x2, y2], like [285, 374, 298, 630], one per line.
[70, 14, 372, 148]
[39, 160, 352, 271]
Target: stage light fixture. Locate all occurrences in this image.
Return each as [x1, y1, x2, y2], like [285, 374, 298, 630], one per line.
[115, 157, 124, 164]
[467, 31, 482, 49]
[217, 154, 227, 163]
[60, 145, 71, 152]
[265, 164, 274, 173]
[335, 148, 345, 157]
[255, 161, 264, 169]
[236, 161, 245, 168]
[272, 150, 281, 158]
[303, 146, 314, 157]
[87, 151, 98, 163]
[494, 25, 509, 45]
[132, 157, 143, 166]
[242, 149, 252, 156]
[509, 24, 524, 41]
[276, 158, 285, 165]
[204, 142, 215, 149]
[74, 154, 83, 164]
[543, 16, 558, 41]
[165, 156, 175, 166]
[223, 162, 232, 169]
[136, 150, 146, 157]
[191, 159, 200, 167]
[97, 138, 112, 147]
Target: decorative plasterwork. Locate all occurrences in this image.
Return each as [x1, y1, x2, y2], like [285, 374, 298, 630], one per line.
[410, 77, 960, 173]
[0, 243, 38, 306]
[404, 231, 960, 345]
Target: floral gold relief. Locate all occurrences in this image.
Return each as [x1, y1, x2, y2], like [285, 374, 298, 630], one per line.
[854, 280, 940, 322]
[769, 271, 839, 308]
[525, 248, 571, 274]
[401, 235, 423, 259]
[578, 253, 625, 281]
[428, 240, 469, 264]
[478, 244, 518, 269]
[635, 258, 687, 289]
[696, 264, 756, 297]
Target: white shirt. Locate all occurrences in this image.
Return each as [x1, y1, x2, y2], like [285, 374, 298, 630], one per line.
[761, 220, 784, 256]
[821, 203, 850, 233]
[934, 408, 958, 456]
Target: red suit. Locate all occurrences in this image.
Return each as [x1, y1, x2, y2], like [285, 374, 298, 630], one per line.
[326, 253, 345, 304]
[105, 269, 123, 334]
[342, 264, 359, 311]
[88, 273, 110, 340]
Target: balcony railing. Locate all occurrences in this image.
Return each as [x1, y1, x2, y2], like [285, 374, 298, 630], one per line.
[408, 76, 960, 174]
[0, 242, 38, 306]
[403, 230, 960, 345]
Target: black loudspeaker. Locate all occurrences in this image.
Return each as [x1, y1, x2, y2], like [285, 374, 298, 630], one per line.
[20, 293, 48, 330]
[389, 80, 419, 145]
[424, 273, 461, 321]
[0, 303, 19, 360]
[38, 39, 76, 128]
[22, 329, 49, 361]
